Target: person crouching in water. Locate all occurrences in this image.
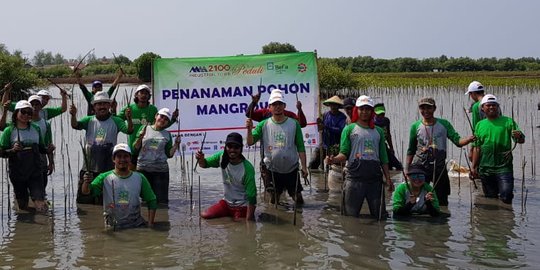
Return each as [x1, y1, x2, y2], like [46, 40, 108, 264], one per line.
[393, 165, 440, 217]
[326, 95, 394, 219]
[82, 143, 157, 229]
[195, 132, 256, 221]
[0, 101, 51, 212]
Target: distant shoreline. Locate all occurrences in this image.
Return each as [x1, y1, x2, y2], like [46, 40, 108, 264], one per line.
[47, 75, 144, 85]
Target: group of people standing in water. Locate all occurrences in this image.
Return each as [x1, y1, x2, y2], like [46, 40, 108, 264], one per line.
[0, 75, 526, 229]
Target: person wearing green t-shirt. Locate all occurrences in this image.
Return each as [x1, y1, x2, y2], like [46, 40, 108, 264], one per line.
[406, 97, 475, 206]
[393, 165, 440, 217]
[70, 91, 133, 204]
[196, 132, 256, 221]
[470, 94, 525, 204]
[76, 68, 123, 116]
[82, 143, 157, 229]
[118, 84, 178, 169]
[326, 95, 394, 219]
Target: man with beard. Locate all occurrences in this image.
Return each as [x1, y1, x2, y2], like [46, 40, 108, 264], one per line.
[246, 90, 308, 205]
[71, 91, 133, 204]
[406, 97, 475, 206]
[470, 94, 525, 204]
[325, 95, 394, 219]
[196, 132, 256, 221]
[82, 143, 157, 229]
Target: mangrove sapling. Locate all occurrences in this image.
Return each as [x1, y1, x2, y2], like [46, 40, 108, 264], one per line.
[193, 132, 207, 172]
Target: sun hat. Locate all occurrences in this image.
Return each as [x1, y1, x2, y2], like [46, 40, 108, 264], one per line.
[225, 132, 243, 147]
[15, 100, 33, 110]
[91, 91, 112, 105]
[28, 95, 42, 105]
[480, 94, 498, 106]
[374, 103, 386, 115]
[157, 108, 172, 121]
[323, 95, 344, 107]
[418, 97, 436, 107]
[343, 97, 355, 109]
[268, 90, 285, 105]
[355, 95, 374, 107]
[112, 143, 132, 156]
[92, 80, 103, 87]
[135, 84, 151, 95]
[37, 90, 52, 97]
[465, 81, 485, 95]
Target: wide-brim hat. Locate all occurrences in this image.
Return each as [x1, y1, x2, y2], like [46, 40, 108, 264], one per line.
[323, 95, 344, 107]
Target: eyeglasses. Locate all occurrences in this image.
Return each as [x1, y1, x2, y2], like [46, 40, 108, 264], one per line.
[409, 174, 426, 182]
[20, 109, 33, 116]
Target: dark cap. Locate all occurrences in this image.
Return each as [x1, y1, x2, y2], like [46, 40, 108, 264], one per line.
[343, 97, 355, 108]
[92, 80, 103, 87]
[418, 97, 436, 107]
[225, 132, 243, 147]
[406, 165, 426, 176]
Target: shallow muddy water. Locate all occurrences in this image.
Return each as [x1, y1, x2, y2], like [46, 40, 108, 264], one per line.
[0, 84, 539, 269]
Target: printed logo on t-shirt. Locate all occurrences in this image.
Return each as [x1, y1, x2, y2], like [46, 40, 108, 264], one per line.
[96, 128, 106, 143]
[118, 190, 129, 209]
[273, 131, 286, 148]
[363, 139, 375, 157]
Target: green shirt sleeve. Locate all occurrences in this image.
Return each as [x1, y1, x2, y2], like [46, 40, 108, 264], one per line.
[392, 182, 409, 212]
[205, 151, 223, 168]
[339, 124, 354, 157]
[251, 119, 266, 143]
[44, 122, 52, 145]
[89, 171, 109, 197]
[294, 119, 305, 152]
[112, 115, 130, 134]
[439, 118, 461, 147]
[107, 85, 116, 97]
[0, 126, 13, 149]
[471, 102, 480, 127]
[406, 121, 421, 156]
[140, 173, 158, 209]
[76, 116, 92, 130]
[376, 126, 389, 164]
[45, 107, 63, 119]
[243, 159, 257, 205]
[8, 102, 15, 112]
[165, 132, 173, 158]
[117, 105, 128, 120]
[79, 84, 93, 104]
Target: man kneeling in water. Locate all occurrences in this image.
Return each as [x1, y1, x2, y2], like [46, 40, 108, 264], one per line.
[196, 132, 256, 221]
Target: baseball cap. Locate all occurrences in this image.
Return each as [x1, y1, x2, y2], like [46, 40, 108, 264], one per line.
[135, 84, 151, 95]
[112, 143, 132, 156]
[418, 97, 436, 107]
[323, 95, 344, 107]
[343, 97, 355, 108]
[355, 95, 374, 107]
[406, 165, 426, 176]
[37, 90, 52, 97]
[480, 94, 498, 106]
[28, 95, 42, 105]
[268, 91, 285, 105]
[374, 103, 386, 115]
[92, 80, 103, 87]
[91, 91, 112, 105]
[225, 132, 243, 147]
[15, 100, 33, 110]
[465, 81, 485, 95]
[157, 108, 172, 121]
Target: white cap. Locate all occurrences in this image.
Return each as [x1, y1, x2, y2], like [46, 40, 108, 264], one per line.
[37, 90, 52, 97]
[355, 95, 374, 107]
[15, 100, 33, 110]
[465, 81, 485, 95]
[268, 91, 285, 105]
[480, 94, 498, 106]
[135, 84, 151, 95]
[112, 143, 132, 156]
[28, 95, 42, 105]
[157, 108, 171, 120]
[91, 91, 112, 105]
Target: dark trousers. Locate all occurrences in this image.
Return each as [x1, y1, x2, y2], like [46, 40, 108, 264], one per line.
[343, 180, 386, 219]
[139, 170, 170, 204]
[480, 172, 514, 204]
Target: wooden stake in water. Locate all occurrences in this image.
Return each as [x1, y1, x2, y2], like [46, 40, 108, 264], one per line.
[521, 156, 527, 214]
[198, 175, 201, 227]
[293, 171, 299, 226]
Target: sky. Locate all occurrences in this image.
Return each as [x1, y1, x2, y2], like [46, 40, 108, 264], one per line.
[2, 0, 540, 61]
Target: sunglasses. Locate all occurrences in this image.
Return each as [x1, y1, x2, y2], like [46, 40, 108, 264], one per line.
[409, 174, 426, 182]
[20, 109, 33, 116]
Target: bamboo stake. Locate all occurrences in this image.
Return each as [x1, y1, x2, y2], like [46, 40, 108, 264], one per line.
[293, 171, 299, 226]
[521, 156, 527, 214]
[198, 175, 201, 227]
